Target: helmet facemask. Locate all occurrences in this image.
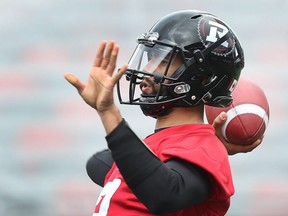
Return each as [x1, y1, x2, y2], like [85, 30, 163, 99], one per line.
[117, 33, 191, 116]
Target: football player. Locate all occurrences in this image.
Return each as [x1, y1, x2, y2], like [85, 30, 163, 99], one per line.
[65, 10, 262, 216]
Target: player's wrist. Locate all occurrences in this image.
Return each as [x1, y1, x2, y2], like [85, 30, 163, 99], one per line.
[98, 105, 123, 135]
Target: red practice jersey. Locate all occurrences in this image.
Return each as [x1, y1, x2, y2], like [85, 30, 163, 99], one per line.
[93, 124, 234, 216]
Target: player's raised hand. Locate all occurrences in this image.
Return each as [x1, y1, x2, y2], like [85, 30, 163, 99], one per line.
[64, 40, 128, 113]
[212, 112, 263, 155]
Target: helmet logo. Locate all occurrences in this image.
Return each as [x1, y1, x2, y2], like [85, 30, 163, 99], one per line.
[198, 17, 234, 56]
[206, 21, 229, 47]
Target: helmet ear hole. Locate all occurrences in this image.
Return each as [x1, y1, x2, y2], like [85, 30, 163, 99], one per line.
[193, 75, 208, 86]
[205, 75, 217, 86]
[190, 75, 212, 87]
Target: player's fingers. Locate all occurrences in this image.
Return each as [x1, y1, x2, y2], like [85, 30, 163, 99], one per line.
[64, 73, 85, 94]
[100, 40, 115, 69]
[243, 136, 264, 153]
[112, 64, 128, 84]
[227, 138, 262, 155]
[93, 40, 107, 67]
[106, 44, 119, 75]
[248, 138, 263, 150]
[226, 144, 244, 155]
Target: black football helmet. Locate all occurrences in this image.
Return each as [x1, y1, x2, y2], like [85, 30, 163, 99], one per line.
[117, 10, 244, 117]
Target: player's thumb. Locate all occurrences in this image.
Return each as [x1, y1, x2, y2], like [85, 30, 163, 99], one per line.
[113, 64, 128, 83]
[64, 73, 85, 93]
[212, 111, 227, 132]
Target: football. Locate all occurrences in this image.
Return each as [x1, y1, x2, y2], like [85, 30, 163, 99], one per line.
[205, 76, 270, 145]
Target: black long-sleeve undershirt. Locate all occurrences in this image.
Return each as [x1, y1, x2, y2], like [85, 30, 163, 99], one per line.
[86, 119, 212, 214]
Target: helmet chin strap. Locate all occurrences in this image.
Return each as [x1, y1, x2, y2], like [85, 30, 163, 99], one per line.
[202, 31, 233, 56]
[194, 31, 234, 107]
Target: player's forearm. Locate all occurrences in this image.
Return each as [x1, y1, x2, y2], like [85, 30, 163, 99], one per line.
[106, 119, 162, 188]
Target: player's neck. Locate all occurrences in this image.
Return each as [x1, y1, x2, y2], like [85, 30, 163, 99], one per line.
[155, 106, 204, 130]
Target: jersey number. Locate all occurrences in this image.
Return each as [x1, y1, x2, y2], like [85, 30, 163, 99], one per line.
[94, 178, 121, 215]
